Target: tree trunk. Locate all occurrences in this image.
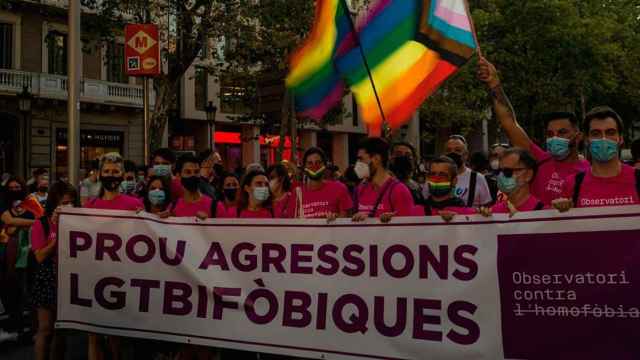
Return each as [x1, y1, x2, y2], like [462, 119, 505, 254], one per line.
[149, 77, 179, 155]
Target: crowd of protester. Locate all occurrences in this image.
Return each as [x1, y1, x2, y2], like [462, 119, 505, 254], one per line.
[0, 59, 639, 359]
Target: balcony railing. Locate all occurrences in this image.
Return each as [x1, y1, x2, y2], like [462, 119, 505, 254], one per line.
[25, 0, 137, 19]
[0, 69, 154, 108]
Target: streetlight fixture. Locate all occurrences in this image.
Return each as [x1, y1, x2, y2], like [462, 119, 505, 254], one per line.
[17, 86, 33, 114]
[205, 101, 218, 150]
[17, 86, 33, 178]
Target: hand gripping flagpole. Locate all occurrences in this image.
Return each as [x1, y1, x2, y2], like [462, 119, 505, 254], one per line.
[340, 0, 389, 138]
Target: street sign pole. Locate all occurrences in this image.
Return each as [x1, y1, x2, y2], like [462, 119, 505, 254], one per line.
[68, 0, 81, 186]
[143, 77, 150, 163]
[125, 23, 160, 164]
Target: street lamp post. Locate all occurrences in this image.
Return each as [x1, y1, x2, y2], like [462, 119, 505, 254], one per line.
[205, 101, 217, 151]
[17, 86, 32, 178]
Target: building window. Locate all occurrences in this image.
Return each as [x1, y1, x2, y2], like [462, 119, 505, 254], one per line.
[220, 74, 250, 114]
[106, 42, 128, 83]
[47, 31, 67, 75]
[0, 23, 13, 69]
[194, 67, 208, 111]
[55, 128, 124, 180]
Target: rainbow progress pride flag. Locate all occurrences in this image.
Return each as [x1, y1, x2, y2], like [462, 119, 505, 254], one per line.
[336, 0, 478, 135]
[285, 0, 353, 121]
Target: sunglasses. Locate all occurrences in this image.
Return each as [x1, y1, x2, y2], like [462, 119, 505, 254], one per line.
[499, 167, 527, 178]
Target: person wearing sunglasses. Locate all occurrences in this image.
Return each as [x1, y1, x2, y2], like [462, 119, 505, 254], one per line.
[478, 57, 589, 206]
[481, 148, 546, 217]
[554, 107, 640, 212]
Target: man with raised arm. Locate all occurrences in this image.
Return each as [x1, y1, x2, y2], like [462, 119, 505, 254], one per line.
[478, 57, 589, 205]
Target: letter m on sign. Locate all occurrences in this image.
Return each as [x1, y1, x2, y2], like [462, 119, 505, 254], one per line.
[135, 36, 148, 50]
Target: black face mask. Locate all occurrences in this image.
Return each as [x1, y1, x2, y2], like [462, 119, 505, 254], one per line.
[446, 153, 464, 169]
[390, 156, 414, 180]
[101, 176, 123, 192]
[37, 186, 48, 193]
[181, 176, 200, 192]
[223, 188, 238, 201]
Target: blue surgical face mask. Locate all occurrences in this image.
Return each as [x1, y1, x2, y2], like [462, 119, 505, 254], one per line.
[253, 187, 270, 202]
[497, 173, 519, 194]
[546, 137, 571, 160]
[589, 138, 618, 163]
[147, 189, 166, 206]
[153, 164, 172, 177]
[120, 180, 136, 194]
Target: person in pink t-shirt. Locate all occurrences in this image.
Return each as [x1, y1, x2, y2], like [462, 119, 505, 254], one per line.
[171, 153, 214, 219]
[268, 163, 294, 218]
[149, 148, 184, 200]
[480, 148, 547, 217]
[83, 152, 141, 360]
[31, 181, 78, 360]
[142, 176, 173, 218]
[555, 107, 640, 211]
[352, 137, 415, 223]
[292, 147, 352, 219]
[478, 57, 589, 205]
[235, 170, 275, 218]
[217, 173, 240, 218]
[85, 153, 144, 211]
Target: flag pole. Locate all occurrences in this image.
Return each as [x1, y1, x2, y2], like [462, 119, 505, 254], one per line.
[464, 0, 482, 57]
[340, 0, 387, 137]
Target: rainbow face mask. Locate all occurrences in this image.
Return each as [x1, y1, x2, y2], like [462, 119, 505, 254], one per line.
[305, 166, 326, 181]
[428, 176, 453, 197]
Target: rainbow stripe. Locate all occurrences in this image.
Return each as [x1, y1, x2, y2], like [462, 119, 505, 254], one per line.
[336, 0, 477, 134]
[285, 0, 353, 120]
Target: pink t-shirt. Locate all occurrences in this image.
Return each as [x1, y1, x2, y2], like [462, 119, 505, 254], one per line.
[85, 194, 143, 211]
[491, 195, 546, 214]
[562, 164, 639, 208]
[273, 193, 294, 218]
[31, 218, 57, 252]
[356, 178, 415, 217]
[530, 143, 590, 205]
[171, 177, 184, 200]
[238, 208, 274, 219]
[293, 181, 353, 218]
[172, 195, 213, 218]
[216, 202, 237, 218]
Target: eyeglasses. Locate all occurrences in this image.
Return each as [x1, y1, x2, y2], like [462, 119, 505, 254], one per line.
[499, 167, 527, 178]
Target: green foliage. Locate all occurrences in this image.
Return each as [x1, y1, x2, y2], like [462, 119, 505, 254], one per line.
[421, 0, 640, 147]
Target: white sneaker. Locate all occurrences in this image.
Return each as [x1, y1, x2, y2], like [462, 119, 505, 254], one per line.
[0, 329, 18, 343]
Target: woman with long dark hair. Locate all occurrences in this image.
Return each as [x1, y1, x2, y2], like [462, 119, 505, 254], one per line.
[217, 173, 240, 218]
[236, 170, 274, 218]
[32, 181, 79, 360]
[267, 164, 293, 218]
[142, 176, 172, 214]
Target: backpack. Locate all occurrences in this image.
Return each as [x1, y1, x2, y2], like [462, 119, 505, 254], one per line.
[466, 171, 478, 208]
[572, 168, 640, 206]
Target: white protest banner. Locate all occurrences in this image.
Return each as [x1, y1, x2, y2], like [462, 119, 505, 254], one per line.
[57, 207, 640, 360]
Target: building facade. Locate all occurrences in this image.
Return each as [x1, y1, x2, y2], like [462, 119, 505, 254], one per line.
[1, 0, 420, 180]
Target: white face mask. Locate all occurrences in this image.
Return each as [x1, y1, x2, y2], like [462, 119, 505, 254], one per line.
[253, 187, 270, 202]
[354, 161, 370, 180]
[490, 159, 500, 171]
